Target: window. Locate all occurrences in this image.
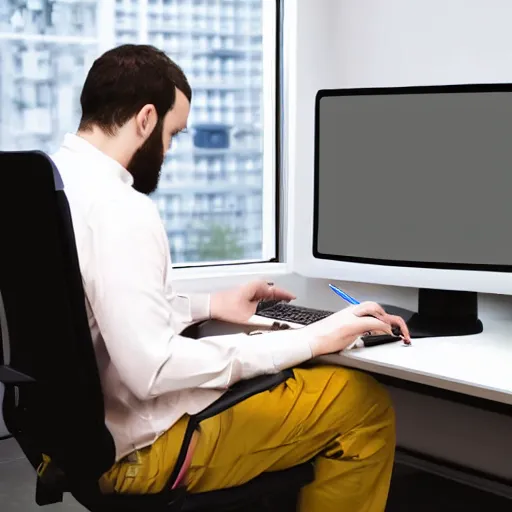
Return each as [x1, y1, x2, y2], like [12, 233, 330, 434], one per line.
[0, 0, 279, 266]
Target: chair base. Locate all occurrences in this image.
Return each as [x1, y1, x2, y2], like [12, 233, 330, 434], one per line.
[182, 462, 314, 511]
[71, 462, 314, 512]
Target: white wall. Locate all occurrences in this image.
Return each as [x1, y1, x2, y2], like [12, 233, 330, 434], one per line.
[284, 0, 341, 270]
[288, 0, 512, 280]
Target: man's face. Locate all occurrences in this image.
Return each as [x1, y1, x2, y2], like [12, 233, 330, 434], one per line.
[127, 89, 190, 195]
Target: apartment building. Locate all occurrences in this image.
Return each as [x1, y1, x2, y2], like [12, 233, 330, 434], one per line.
[0, 0, 265, 263]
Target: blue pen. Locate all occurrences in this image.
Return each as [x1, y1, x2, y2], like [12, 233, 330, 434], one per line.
[328, 284, 360, 305]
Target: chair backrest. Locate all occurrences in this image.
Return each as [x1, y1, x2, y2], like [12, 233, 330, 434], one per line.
[0, 151, 115, 482]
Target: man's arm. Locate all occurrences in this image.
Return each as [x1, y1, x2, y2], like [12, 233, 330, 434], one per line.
[84, 196, 312, 401]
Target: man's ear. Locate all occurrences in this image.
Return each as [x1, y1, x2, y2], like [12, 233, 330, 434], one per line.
[135, 105, 158, 139]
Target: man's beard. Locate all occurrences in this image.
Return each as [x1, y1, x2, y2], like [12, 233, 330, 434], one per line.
[127, 121, 165, 195]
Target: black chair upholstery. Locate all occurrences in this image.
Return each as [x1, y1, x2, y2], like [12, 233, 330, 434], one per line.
[0, 151, 314, 511]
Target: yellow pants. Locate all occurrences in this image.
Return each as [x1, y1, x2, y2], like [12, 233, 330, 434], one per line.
[100, 365, 396, 511]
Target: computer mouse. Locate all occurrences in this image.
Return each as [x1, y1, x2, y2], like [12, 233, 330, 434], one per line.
[392, 326, 402, 337]
[364, 315, 403, 337]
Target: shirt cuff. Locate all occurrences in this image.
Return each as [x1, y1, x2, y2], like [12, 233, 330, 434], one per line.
[187, 293, 211, 322]
[257, 329, 313, 372]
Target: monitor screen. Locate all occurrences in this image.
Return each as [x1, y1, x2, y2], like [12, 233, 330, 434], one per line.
[314, 85, 512, 271]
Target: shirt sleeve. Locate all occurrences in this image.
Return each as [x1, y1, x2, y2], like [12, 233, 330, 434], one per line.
[181, 293, 211, 322]
[83, 195, 312, 401]
[165, 290, 211, 332]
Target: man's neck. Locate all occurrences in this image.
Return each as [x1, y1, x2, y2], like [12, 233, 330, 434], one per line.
[76, 127, 132, 169]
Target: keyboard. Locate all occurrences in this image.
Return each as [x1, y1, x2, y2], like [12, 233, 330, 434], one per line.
[256, 302, 333, 325]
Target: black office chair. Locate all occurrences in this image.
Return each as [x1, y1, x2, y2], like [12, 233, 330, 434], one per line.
[0, 151, 314, 511]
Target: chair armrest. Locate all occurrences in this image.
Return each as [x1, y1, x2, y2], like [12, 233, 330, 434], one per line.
[181, 320, 296, 422]
[192, 370, 294, 423]
[169, 322, 297, 490]
[170, 371, 295, 491]
[0, 366, 35, 385]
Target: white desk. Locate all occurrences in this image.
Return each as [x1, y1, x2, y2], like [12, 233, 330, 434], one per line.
[319, 319, 512, 406]
[249, 314, 512, 407]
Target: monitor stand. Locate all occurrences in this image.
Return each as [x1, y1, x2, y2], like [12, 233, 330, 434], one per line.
[382, 288, 483, 339]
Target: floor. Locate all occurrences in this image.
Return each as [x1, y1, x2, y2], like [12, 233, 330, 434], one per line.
[386, 464, 512, 512]
[1, 437, 511, 511]
[0, 438, 82, 512]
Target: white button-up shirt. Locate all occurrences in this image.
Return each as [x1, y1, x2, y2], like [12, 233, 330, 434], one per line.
[51, 134, 312, 460]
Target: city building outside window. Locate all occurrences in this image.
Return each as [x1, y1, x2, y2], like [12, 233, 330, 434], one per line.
[0, 0, 279, 266]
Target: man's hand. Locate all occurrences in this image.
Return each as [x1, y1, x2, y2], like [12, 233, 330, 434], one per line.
[210, 280, 295, 324]
[305, 301, 411, 357]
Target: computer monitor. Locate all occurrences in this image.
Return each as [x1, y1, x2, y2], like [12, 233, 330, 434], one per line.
[310, 84, 512, 338]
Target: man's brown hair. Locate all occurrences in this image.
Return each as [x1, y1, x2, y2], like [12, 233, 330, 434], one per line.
[78, 44, 191, 135]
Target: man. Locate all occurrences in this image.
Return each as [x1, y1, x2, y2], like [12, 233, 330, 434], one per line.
[51, 44, 410, 511]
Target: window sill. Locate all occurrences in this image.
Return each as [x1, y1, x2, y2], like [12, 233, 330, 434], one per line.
[171, 262, 290, 291]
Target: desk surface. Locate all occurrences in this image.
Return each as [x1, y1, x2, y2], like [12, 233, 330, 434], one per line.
[250, 314, 512, 406]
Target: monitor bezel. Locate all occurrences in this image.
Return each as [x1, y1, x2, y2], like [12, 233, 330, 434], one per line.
[313, 83, 512, 273]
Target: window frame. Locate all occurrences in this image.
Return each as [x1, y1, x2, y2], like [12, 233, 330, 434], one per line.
[171, 0, 284, 273]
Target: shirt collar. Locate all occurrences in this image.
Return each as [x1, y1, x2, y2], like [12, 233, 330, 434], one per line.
[61, 133, 134, 187]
